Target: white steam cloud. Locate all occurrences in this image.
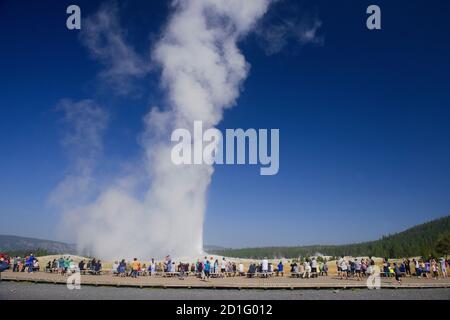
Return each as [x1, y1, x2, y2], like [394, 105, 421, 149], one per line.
[54, 0, 272, 260]
[49, 99, 108, 211]
[256, 2, 323, 55]
[81, 2, 151, 94]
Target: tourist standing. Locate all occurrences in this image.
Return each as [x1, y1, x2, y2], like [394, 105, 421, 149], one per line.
[204, 260, 211, 280]
[12, 256, 19, 272]
[262, 258, 269, 275]
[431, 260, 439, 279]
[323, 260, 329, 276]
[340, 258, 348, 280]
[131, 258, 140, 278]
[118, 259, 126, 276]
[337, 256, 344, 277]
[383, 259, 390, 278]
[239, 262, 244, 276]
[311, 258, 318, 274]
[404, 259, 411, 276]
[79, 260, 85, 274]
[354, 259, 362, 280]
[150, 258, 156, 276]
[440, 258, 447, 278]
[393, 263, 402, 284]
[221, 258, 226, 273]
[112, 261, 119, 275]
[277, 261, 284, 276]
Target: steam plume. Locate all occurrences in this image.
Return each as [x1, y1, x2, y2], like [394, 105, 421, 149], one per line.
[57, 0, 271, 260]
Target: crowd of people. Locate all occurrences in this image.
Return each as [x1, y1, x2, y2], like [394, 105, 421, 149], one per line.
[411, 258, 447, 279]
[1, 252, 449, 284]
[43, 257, 103, 276]
[111, 256, 243, 280]
[289, 257, 328, 278]
[106, 256, 286, 280]
[335, 256, 449, 283]
[9, 254, 40, 273]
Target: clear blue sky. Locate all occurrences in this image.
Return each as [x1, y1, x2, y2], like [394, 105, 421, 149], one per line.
[1, 0, 449, 248]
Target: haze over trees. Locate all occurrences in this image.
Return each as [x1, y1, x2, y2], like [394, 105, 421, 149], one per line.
[1, 216, 449, 260]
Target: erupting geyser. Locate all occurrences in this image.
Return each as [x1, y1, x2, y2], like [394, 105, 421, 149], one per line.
[55, 0, 272, 260]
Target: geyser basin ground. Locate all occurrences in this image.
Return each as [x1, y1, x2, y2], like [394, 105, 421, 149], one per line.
[2, 281, 450, 300]
[0, 281, 450, 300]
[2, 270, 450, 290]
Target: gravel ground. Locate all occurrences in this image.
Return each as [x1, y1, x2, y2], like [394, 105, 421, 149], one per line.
[1, 281, 449, 300]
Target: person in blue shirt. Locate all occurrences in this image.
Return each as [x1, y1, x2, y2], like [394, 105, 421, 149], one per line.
[118, 259, 126, 277]
[277, 261, 284, 276]
[26, 254, 35, 273]
[78, 260, 86, 274]
[204, 260, 211, 279]
[94, 260, 102, 275]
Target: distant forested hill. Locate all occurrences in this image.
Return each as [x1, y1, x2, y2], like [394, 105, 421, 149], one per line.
[211, 215, 450, 259]
[0, 235, 76, 255]
[2, 215, 449, 259]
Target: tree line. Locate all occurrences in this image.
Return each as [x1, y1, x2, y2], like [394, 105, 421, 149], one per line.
[212, 216, 450, 259]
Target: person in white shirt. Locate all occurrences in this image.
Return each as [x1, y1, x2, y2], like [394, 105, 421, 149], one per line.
[33, 259, 39, 272]
[150, 258, 156, 275]
[303, 261, 311, 278]
[340, 259, 348, 279]
[414, 259, 420, 271]
[221, 258, 226, 273]
[262, 258, 269, 272]
[337, 256, 344, 277]
[112, 261, 119, 275]
[239, 262, 244, 276]
[311, 258, 318, 274]
[440, 258, 447, 278]
[261, 258, 269, 278]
